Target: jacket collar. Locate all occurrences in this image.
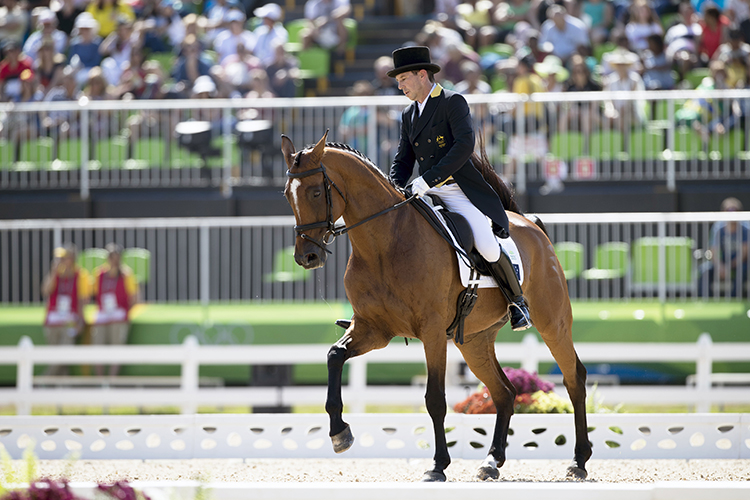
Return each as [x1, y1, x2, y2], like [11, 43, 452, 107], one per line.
[410, 83, 443, 140]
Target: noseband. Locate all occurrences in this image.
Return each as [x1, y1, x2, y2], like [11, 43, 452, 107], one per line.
[286, 162, 415, 254]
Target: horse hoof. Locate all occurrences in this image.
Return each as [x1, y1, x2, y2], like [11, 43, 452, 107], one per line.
[421, 471, 447, 482]
[566, 466, 587, 480]
[331, 424, 354, 454]
[477, 465, 499, 481]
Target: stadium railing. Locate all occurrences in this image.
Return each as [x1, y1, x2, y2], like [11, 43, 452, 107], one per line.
[1, 89, 749, 196]
[0, 211, 747, 303]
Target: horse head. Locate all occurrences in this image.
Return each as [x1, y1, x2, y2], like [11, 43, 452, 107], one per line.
[282, 131, 345, 269]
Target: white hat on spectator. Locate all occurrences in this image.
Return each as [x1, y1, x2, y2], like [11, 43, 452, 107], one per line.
[603, 47, 639, 66]
[74, 12, 99, 30]
[193, 75, 217, 95]
[37, 8, 57, 24]
[225, 8, 246, 23]
[254, 3, 282, 21]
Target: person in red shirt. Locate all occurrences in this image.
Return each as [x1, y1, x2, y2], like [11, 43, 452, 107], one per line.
[41, 244, 91, 376]
[698, 5, 729, 62]
[0, 39, 33, 101]
[91, 243, 139, 376]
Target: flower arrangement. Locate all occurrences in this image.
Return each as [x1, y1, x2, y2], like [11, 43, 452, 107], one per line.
[453, 367, 573, 414]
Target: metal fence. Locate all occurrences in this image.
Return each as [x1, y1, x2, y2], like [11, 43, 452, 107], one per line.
[1, 89, 749, 195]
[1, 212, 747, 304]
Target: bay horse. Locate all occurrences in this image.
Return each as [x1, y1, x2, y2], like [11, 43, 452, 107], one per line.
[282, 131, 591, 482]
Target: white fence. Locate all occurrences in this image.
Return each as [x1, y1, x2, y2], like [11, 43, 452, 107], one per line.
[0, 412, 748, 461]
[1, 211, 748, 303]
[1, 90, 749, 195]
[1, 333, 748, 416]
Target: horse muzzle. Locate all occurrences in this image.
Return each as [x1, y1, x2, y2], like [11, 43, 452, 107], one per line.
[296, 247, 327, 269]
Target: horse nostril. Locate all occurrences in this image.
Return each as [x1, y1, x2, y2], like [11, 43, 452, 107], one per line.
[305, 253, 319, 265]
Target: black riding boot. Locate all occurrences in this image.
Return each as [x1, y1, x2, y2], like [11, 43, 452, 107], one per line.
[488, 251, 533, 331]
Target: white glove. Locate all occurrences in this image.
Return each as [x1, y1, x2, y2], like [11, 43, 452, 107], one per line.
[411, 176, 430, 198]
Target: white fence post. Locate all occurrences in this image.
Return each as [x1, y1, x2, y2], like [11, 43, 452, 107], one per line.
[348, 357, 367, 413]
[181, 335, 200, 414]
[16, 336, 33, 416]
[521, 333, 540, 374]
[695, 332, 713, 413]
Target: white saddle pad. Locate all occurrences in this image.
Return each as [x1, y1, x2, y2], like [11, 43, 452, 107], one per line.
[431, 205, 524, 289]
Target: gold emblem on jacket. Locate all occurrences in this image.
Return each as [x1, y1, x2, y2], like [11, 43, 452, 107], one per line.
[436, 135, 446, 148]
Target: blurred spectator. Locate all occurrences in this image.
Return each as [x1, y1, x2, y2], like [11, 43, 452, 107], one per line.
[41, 244, 91, 376]
[205, 0, 240, 44]
[245, 67, 275, 98]
[665, 0, 702, 81]
[0, 40, 33, 102]
[534, 54, 568, 92]
[112, 44, 148, 98]
[371, 55, 399, 95]
[716, 28, 750, 86]
[454, 59, 491, 93]
[602, 48, 646, 147]
[338, 79, 373, 151]
[726, 0, 750, 42]
[526, 28, 552, 64]
[42, 65, 81, 156]
[625, 0, 663, 52]
[641, 33, 675, 89]
[181, 13, 207, 49]
[100, 16, 136, 86]
[698, 4, 729, 62]
[253, 3, 288, 67]
[192, 75, 224, 136]
[54, 0, 85, 37]
[699, 197, 750, 298]
[68, 13, 103, 85]
[86, 0, 135, 38]
[302, 0, 351, 53]
[440, 42, 477, 85]
[7, 69, 43, 162]
[580, 0, 614, 46]
[214, 9, 256, 64]
[91, 243, 139, 376]
[539, 4, 590, 64]
[0, 0, 30, 46]
[677, 60, 738, 141]
[171, 34, 213, 87]
[494, 0, 535, 42]
[560, 54, 602, 138]
[143, 0, 186, 53]
[218, 41, 262, 96]
[455, 0, 494, 29]
[266, 40, 300, 97]
[34, 37, 66, 92]
[505, 54, 546, 180]
[23, 8, 69, 61]
[83, 66, 115, 149]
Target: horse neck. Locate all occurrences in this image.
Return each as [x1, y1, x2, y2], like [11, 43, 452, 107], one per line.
[328, 153, 416, 256]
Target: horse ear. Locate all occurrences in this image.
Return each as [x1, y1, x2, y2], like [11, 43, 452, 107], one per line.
[280, 135, 296, 167]
[310, 129, 328, 161]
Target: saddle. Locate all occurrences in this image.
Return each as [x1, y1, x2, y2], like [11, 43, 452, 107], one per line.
[411, 197, 499, 344]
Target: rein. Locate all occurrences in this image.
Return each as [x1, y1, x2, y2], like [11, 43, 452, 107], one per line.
[287, 163, 415, 253]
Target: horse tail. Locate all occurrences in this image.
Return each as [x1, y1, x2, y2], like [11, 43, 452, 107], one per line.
[473, 132, 550, 238]
[472, 132, 521, 215]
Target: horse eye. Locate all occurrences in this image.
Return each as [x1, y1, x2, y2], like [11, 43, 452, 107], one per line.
[313, 190, 322, 198]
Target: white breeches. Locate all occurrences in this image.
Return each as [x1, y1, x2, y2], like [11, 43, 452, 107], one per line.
[427, 183, 501, 263]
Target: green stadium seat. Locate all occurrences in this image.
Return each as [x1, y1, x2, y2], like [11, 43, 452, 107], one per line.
[671, 127, 702, 159]
[554, 242, 585, 279]
[122, 248, 151, 284]
[594, 42, 616, 62]
[629, 129, 664, 160]
[550, 132, 584, 160]
[95, 136, 127, 169]
[131, 138, 165, 167]
[631, 237, 694, 291]
[286, 18, 309, 45]
[343, 17, 358, 49]
[708, 130, 748, 159]
[589, 130, 624, 159]
[684, 67, 710, 89]
[479, 43, 514, 59]
[582, 242, 629, 280]
[298, 47, 331, 79]
[265, 246, 311, 283]
[77, 248, 108, 276]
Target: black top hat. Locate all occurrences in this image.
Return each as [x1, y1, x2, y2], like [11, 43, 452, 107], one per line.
[387, 46, 441, 78]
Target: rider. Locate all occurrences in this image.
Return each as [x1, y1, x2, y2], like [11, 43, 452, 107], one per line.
[388, 46, 532, 331]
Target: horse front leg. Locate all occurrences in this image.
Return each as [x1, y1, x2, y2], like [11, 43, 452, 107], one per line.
[422, 339, 450, 482]
[325, 320, 391, 454]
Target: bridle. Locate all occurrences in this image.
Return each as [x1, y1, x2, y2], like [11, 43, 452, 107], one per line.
[286, 161, 415, 254]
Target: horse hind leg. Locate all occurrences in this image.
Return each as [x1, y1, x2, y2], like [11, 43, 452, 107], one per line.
[456, 327, 516, 481]
[541, 332, 592, 479]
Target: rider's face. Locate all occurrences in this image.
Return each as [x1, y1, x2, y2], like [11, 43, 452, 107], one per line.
[396, 70, 428, 102]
